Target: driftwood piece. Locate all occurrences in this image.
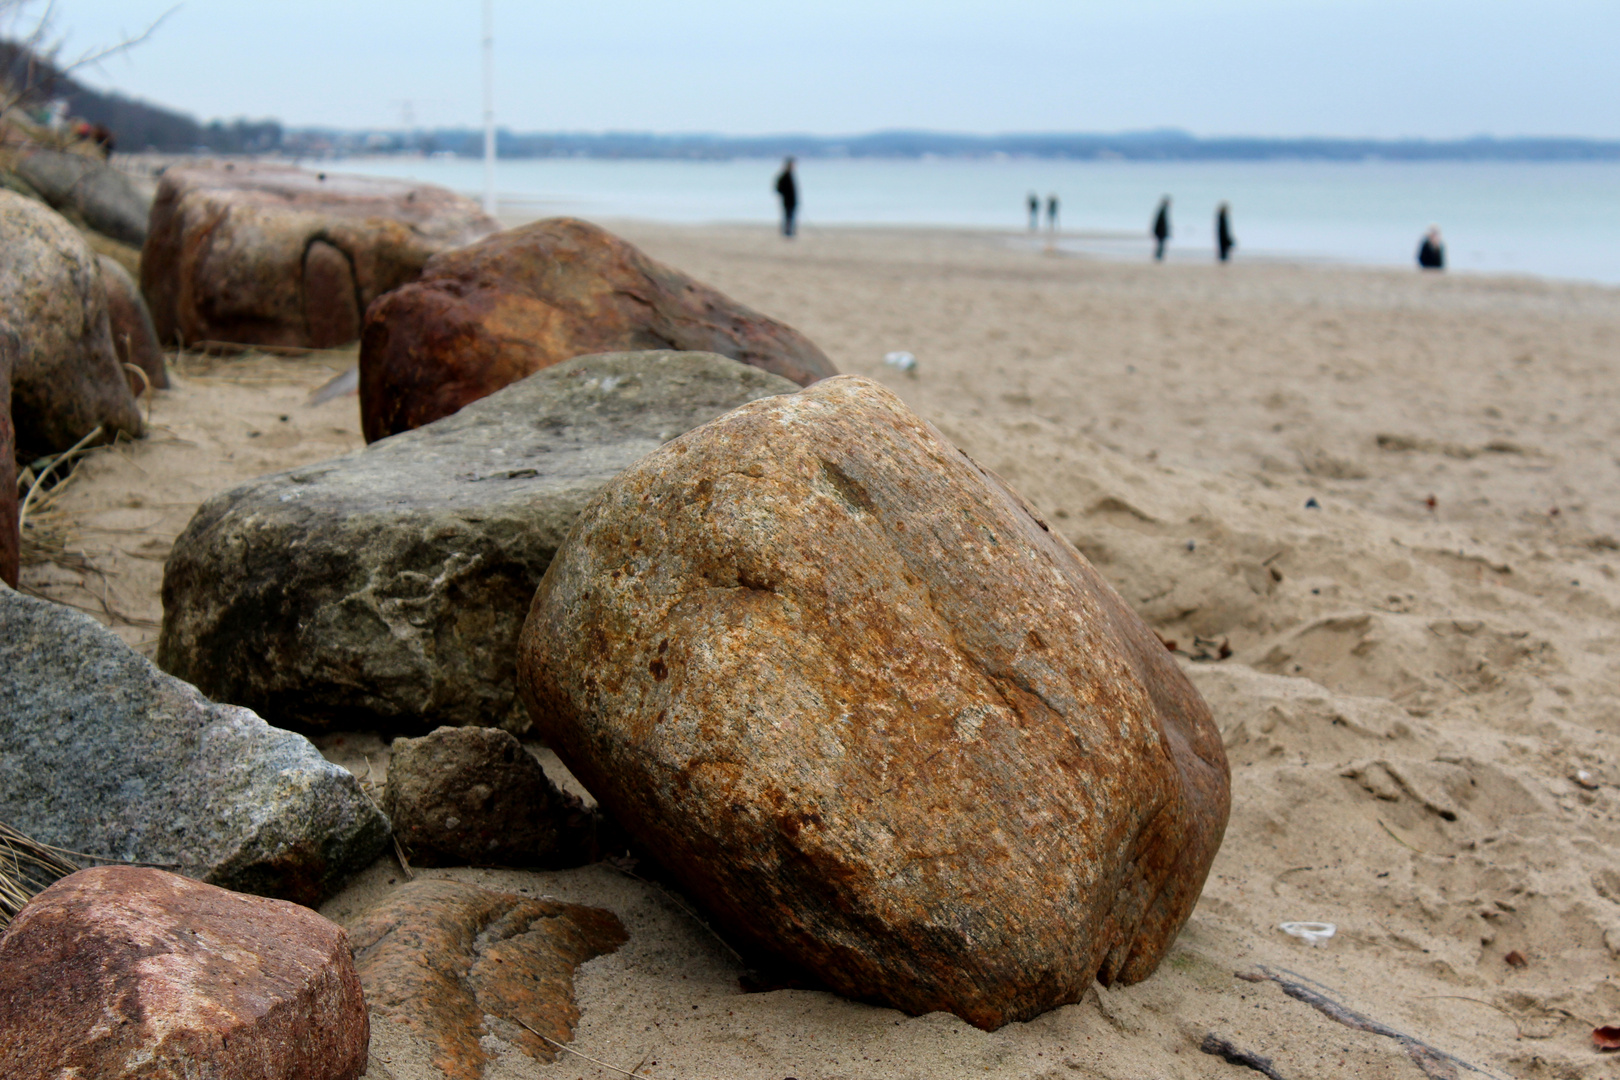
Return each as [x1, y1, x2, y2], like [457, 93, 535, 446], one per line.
[1238, 966, 1510, 1080]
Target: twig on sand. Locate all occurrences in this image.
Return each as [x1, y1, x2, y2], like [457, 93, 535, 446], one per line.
[1238, 966, 1511, 1080]
[391, 836, 415, 881]
[512, 1016, 658, 1079]
[1377, 818, 1426, 855]
[1199, 1033, 1289, 1079]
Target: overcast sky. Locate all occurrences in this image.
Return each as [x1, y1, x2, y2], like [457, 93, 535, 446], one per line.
[21, 0, 1620, 138]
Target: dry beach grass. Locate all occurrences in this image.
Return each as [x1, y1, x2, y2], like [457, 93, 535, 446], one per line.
[18, 222, 1620, 1078]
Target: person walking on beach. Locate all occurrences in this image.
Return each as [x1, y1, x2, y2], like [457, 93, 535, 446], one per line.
[1216, 202, 1235, 262]
[1027, 191, 1039, 231]
[1417, 226, 1444, 270]
[775, 157, 798, 238]
[1152, 196, 1171, 261]
[1046, 193, 1060, 234]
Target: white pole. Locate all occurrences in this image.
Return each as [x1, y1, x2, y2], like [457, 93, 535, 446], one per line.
[481, 0, 496, 217]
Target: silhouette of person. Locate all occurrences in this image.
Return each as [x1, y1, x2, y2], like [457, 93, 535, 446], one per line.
[1046, 193, 1060, 234]
[1417, 226, 1444, 270]
[1027, 191, 1039, 231]
[775, 157, 798, 238]
[1152, 197, 1171, 261]
[1216, 202, 1234, 262]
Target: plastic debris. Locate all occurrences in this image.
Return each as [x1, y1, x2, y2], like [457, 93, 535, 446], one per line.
[1278, 921, 1336, 947]
[883, 351, 918, 377]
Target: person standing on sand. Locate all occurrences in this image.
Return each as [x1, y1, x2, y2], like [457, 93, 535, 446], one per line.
[775, 157, 798, 238]
[1152, 196, 1171, 261]
[1046, 193, 1060, 234]
[1216, 202, 1235, 262]
[1027, 192, 1039, 231]
[1417, 226, 1444, 270]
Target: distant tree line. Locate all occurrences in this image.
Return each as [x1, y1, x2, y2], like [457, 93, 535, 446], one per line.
[0, 38, 280, 152]
[293, 127, 1620, 163]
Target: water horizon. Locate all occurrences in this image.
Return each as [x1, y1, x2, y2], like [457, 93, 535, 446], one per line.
[321, 155, 1620, 286]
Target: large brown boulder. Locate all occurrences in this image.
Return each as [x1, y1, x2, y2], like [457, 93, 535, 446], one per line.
[0, 190, 142, 456]
[359, 216, 837, 442]
[0, 866, 369, 1080]
[352, 879, 627, 1080]
[0, 325, 17, 589]
[98, 253, 168, 391]
[517, 376, 1231, 1030]
[141, 162, 498, 351]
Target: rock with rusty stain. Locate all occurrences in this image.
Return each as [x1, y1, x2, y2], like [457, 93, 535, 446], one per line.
[517, 375, 1231, 1030]
[140, 162, 497, 350]
[359, 216, 836, 441]
[383, 726, 575, 867]
[0, 190, 142, 456]
[0, 325, 17, 589]
[158, 350, 796, 735]
[351, 878, 627, 1080]
[0, 586, 389, 906]
[98, 254, 168, 391]
[0, 866, 368, 1080]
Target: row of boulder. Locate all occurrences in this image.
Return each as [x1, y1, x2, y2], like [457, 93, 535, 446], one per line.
[1, 152, 1231, 1076]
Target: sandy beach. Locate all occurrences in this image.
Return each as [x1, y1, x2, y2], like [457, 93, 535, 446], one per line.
[19, 222, 1620, 1079]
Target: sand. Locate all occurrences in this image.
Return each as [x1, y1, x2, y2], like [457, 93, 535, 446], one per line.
[18, 222, 1620, 1079]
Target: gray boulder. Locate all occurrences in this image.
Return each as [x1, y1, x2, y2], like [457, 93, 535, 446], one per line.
[11, 147, 150, 247]
[0, 190, 142, 456]
[0, 586, 390, 907]
[158, 351, 798, 734]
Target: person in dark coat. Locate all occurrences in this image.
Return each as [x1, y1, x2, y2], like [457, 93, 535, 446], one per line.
[1046, 193, 1060, 234]
[1417, 226, 1444, 270]
[775, 157, 798, 238]
[1027, 191, 1039, 231]
[1152, 196, 1171, 261]
[1216, 202, 1235, 262]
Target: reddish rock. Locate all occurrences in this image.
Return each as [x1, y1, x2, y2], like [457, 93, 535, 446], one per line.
[351, 879, 627, 1080]
[0, 865, 368, 1080]
[358, 216, 837, 442]
[518, 375, 1231, 1031]
[0, 324, 17, 589]
[141, 162, 498, 351]
[98, 254, 168, 392]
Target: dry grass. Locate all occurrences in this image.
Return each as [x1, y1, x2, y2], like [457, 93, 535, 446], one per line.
[0, 821, 79, 929]
[14, 426, 161, 630]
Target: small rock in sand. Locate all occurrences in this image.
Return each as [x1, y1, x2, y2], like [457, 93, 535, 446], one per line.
[0, 190, 142, 455]
[351, 878, 627, 1080]
[518, 374, 1231, 1030]
[359, 216, 837, 441]
[383, 726, 575, 867]
[0, 586, 389, 906]
[0, 865, 369, 1080]
[158, 350, 798, 735]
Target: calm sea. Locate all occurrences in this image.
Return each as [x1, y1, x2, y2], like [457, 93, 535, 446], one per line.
[324, 156, 1620, 285]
